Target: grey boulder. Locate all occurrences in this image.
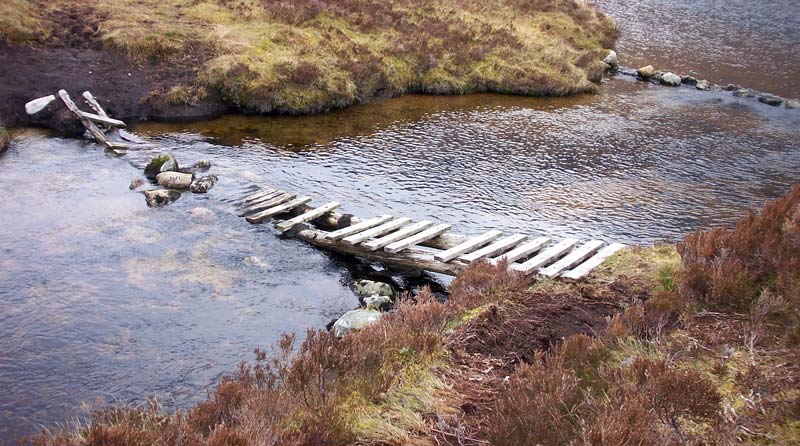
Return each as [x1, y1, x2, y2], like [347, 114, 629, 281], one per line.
[660, 72, 682, 86]
[156, 171, 193, 189]
[332, 309, 383, 337]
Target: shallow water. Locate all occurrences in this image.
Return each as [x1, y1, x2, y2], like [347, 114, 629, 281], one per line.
[2, 0, 800, 441]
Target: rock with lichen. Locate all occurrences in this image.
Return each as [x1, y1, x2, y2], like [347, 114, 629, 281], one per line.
[143, 189, 181, 207]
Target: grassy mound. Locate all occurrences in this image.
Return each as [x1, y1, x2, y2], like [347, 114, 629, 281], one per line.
[3, 0, 617, 114]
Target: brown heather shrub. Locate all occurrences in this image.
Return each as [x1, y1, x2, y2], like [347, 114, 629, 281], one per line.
[678, 184, 800, 312]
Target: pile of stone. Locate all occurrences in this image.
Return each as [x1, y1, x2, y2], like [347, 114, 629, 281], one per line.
[633, 64, 798, 108]
[131, 154, 218, 207]
[331, 279, 399, 337]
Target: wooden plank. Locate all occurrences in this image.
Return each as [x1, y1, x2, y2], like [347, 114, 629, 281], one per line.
[78, 110, 127, 128]
[562, 243, 626, 282]
[275, 202, 341, 232]
[239, 193, 296, 216]
[342, 218, 412, 246]
[384, 224, 452, 254]
[362, 221, 434, 252]
[323, 215, 393, 240]
[510, 238, 579, 275]
[245, 196, 311, 223]
[433, 230, 502, 262]
[296, 228, 466, 276]
[539, 240, 604, 278]
[490, 237, 551, 265]
[25, 95, 56, 115]
[81, 91, 109, 118]
[459, 234, 527, 263]
[243, 189, 280, 203]
[241, 191, 287, 210]
[58, 89, 110, 147]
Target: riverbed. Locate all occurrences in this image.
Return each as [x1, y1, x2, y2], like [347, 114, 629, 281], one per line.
[1, 0, 799, 441]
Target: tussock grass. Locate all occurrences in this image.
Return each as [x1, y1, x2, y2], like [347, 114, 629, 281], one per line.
[0, 0, 46, 43]
[4, 0, 617, 114]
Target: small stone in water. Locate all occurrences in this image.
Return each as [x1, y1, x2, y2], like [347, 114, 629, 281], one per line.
[758, 94, 783, 107]
[695, 80, 712, 91]
[157, 171, 193, 189]
[660, 72, 682, 86]
[786, 99, 800, 109]
[733, 88, 752, 98]
[190, 175, 218, 193]
[143, 189, 180, 207]
[129, 178, 145, 190]
[144, 154, 179, 179]
[602, 50, 618, 68]
[192, 160, 212, 171]
[637, 65, 655, 78]
[681, 75, 698, 85]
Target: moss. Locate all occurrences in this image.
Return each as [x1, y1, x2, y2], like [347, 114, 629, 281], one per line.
[592, 244, 681, 293]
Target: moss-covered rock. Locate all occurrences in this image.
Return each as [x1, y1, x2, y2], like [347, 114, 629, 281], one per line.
[144, 154, 178, 179]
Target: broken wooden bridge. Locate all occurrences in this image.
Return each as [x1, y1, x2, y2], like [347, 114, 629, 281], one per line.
[239, 187, 626, 280]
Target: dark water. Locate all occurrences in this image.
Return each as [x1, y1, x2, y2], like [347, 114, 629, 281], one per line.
[1, 0, 800, 441]
[594, 0, 800, 98]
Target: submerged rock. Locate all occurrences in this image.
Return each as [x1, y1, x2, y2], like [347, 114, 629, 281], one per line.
[129, 178, 145, 190]
[243, 255, 270, 270]
[156, 171, 193, 189]
[144, 189, 181, 207]
[681, 75, 698, 85]
[724, 84, 742, 91]
[695, 80, 712, 91]
[660, 72, 682, 86]
[758, 94, 783, 107]
[602, 50, 618, 68]
[332, 308, 383, 336]
[144, 154, 179, 179]
[190, 207, 216, 221]
[637, 65, 655, 78]
[190, 175, 218, 193]
[353, 279, 397, 299]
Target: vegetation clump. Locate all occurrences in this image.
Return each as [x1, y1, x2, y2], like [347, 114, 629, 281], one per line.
[3, 0, 617, 115]
[0, 127, 9, 152]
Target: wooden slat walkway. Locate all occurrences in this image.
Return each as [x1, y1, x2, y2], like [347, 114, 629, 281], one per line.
[236, 186, 628, 280]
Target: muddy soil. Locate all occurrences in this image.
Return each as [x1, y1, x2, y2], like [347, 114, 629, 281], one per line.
[440, 288, 620, 444]
[0, 3, 226, 127]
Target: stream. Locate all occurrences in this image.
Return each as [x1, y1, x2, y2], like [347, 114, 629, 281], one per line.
[1, 0, 799, 440]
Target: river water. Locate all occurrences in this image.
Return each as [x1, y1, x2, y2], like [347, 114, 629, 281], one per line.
[1, 0, 799, 441]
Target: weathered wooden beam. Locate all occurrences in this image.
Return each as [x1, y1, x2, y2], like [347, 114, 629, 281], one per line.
[510, 238, 578, 275]
[78, 110, 126, 128]
[243, 189, 280, 203]
[384, 223, 452, 254]
[362, 221, 433, 251]
[25, 95, 57, 115]
[323, 215, 393, 240]
[460, 234, 527, 263]
[275, 201, 340, 233]
[295, 228, 466, 276]
[81, 91, 109, 118]
[539, 240, 604, 278]
[286, 203, 471, 250]
[433, 230, 502, 262]
[561, 243, 626, 282]
[239, 193, 295, 216]
[246, 196, 312, 223]
[342, 218, 412, 246]
[490, 237, 551, 265]
[57, 90, 111, 148]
